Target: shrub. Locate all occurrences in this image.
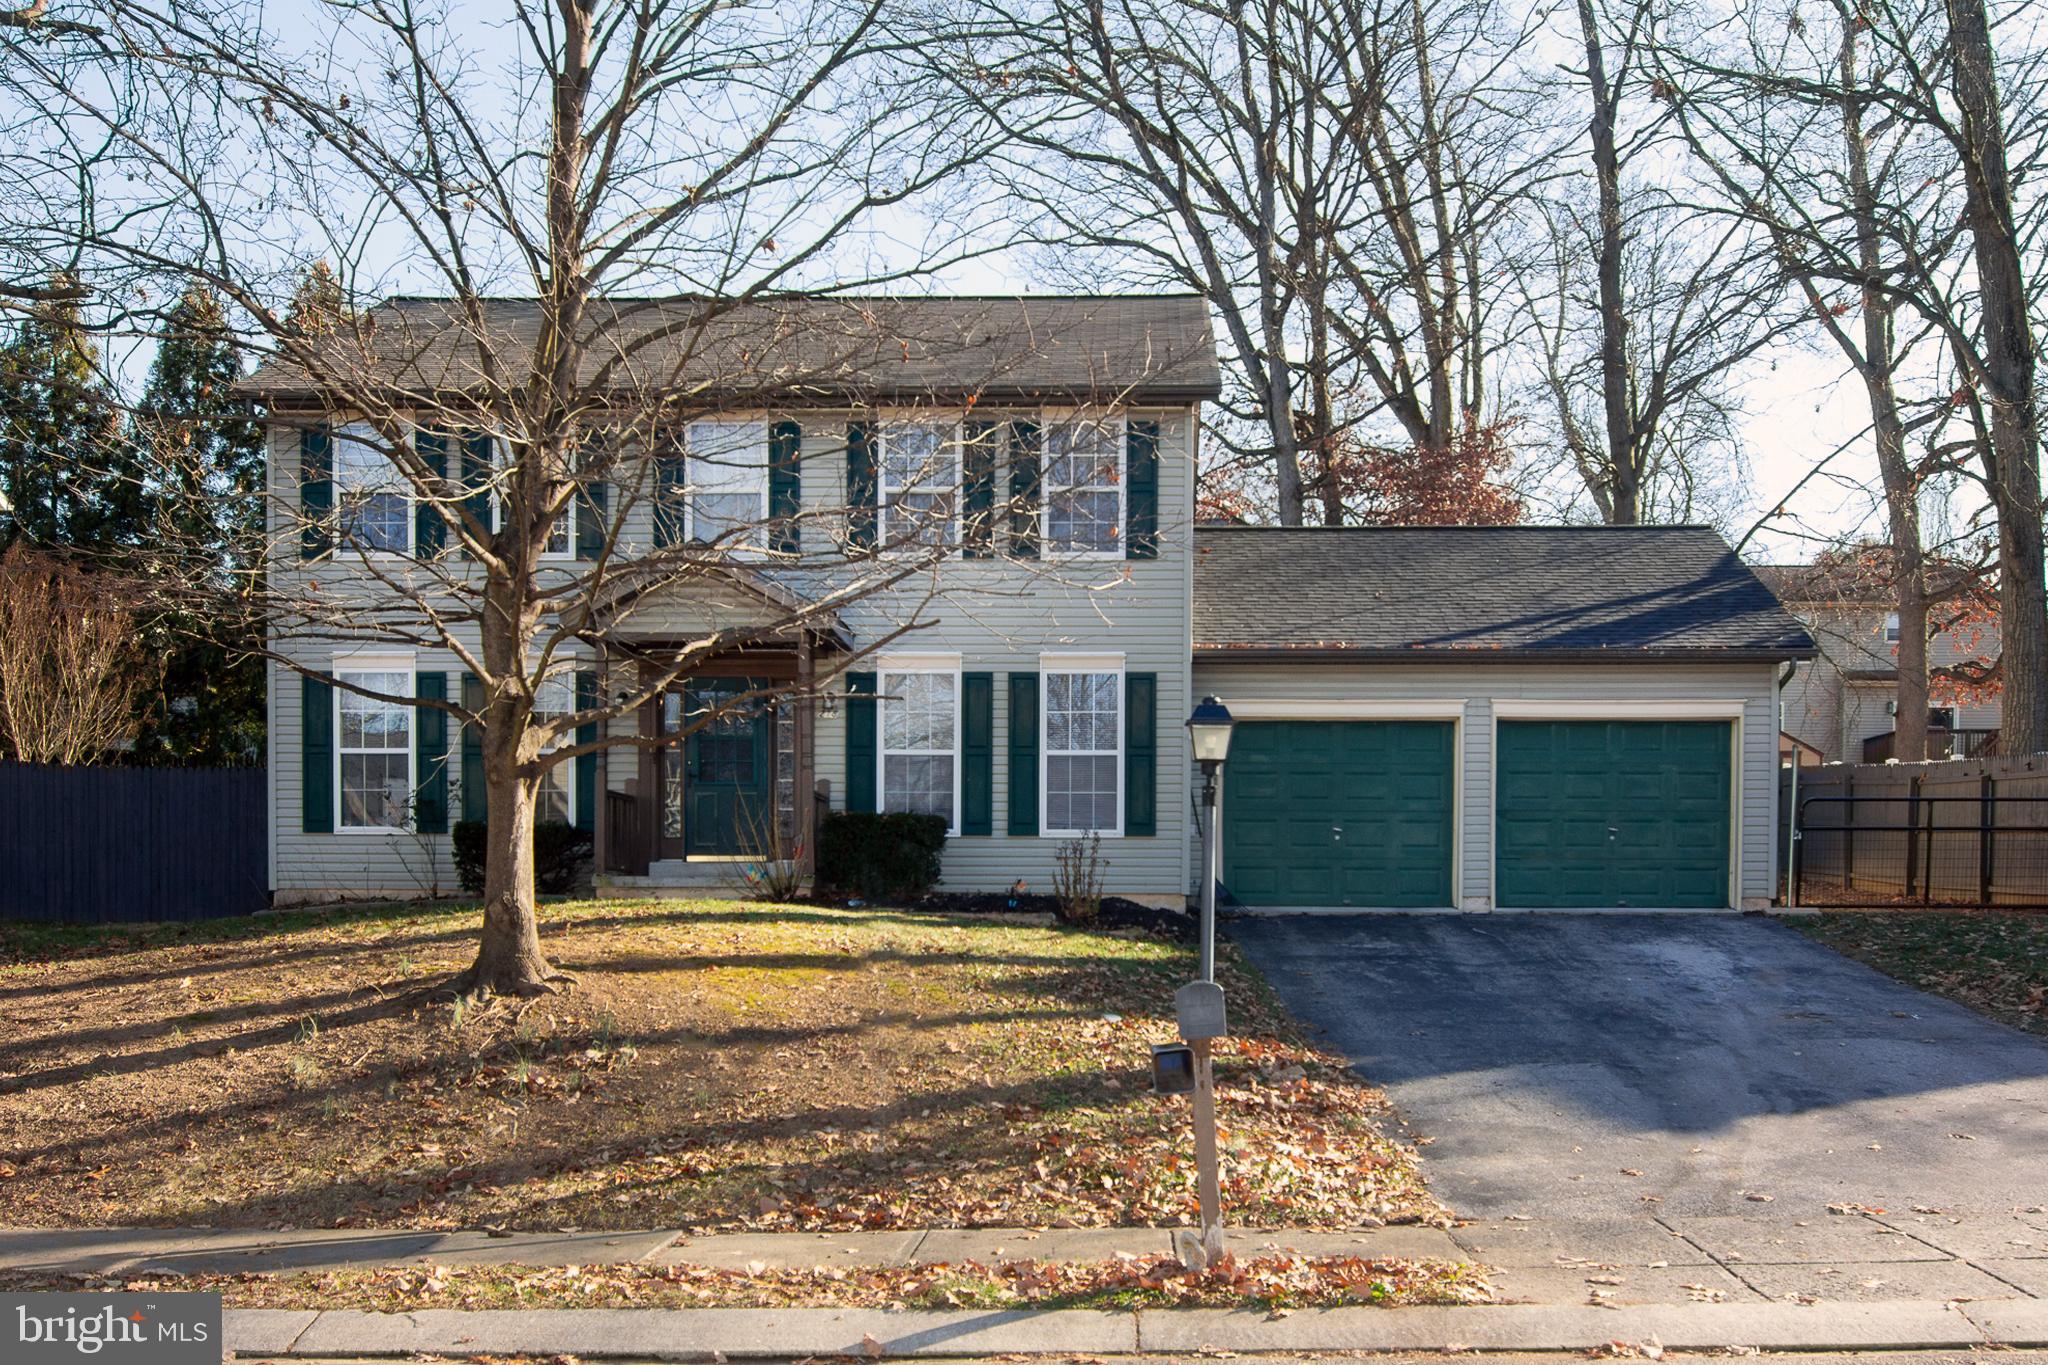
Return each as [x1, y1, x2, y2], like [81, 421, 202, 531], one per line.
[453, 819, 593, 896]
[816, 811, 947, 901]
[1052, 833, 1107, 926]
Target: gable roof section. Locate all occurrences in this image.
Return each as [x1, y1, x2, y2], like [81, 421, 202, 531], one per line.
[244, 294, 1221, 405]
[1195, 525, 1815, 661]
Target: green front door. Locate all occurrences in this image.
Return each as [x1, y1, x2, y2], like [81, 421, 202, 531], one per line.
[1495, 720, 1732, 909]
[682, 678, 772, 856]
[1221, 721, 1456, 908]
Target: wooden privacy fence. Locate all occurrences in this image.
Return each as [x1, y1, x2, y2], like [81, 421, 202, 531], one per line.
[1785, 754, 2048, 908]
[0, 763, 268, 923]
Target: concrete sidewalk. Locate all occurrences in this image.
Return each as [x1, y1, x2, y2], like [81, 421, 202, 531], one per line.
[220, 1298, 2048, 1358]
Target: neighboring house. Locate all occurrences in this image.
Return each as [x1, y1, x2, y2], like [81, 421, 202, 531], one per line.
[252, 297, 1813, 911]
[1756, 564, 2002, 763]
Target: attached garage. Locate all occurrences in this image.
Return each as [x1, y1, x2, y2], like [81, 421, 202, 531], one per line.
[1191, 525, 1816, 912]
[1222, 719, 1455, 907]
[1494, 718, 1733, 909]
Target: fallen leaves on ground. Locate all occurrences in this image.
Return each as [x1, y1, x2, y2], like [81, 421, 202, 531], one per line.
[0, 899, 1442, 1232]
[0, 1253, 1493, 1313]
[1790, 910, 2048, 1036]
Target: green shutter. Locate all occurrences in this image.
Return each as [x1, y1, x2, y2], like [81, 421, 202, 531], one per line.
[1009, 420, 1040, 558]
[460, 433, 495, 549]
[846, 422, 877, 551]
[1126, 419, 1159, 559]
[301, 673, 333, 833]
[1125, 672, 1156, 836]
[414, 429, 449, 559]
[961, 672, 993, 835]
[961, 421, 998, 559]
[576, 479, 607, 560]
[299, 425, 332, 560]
[416, 671, 449, 833]
[653, 441, 687, 547]
[460, 671, 486, 824]
[574, 669, 598, 831]
[1007, 672, 1039, 836]
[845, 671, 877, 812]
[770, 420, 802, 554]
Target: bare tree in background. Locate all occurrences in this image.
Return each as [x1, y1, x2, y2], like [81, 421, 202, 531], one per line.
[0, 544, 158, 762]
[1510, 0, 1786, 527]
[930, 0, 1544, 523]
[10, 0, 1023, 993]
[1666, 0, 2048, 756]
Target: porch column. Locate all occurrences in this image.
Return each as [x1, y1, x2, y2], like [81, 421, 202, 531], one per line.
[796, 630, 817, 878]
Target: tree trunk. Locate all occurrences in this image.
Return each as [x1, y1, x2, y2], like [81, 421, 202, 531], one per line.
[1839, 16, 1929, 763]
[459, 741, 561, 996]
[1576, 0, 1638, 524]
[1949, 0, 2047, 753]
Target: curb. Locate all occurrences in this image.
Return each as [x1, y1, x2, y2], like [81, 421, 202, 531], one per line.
[225, 1299, 2048, 1358]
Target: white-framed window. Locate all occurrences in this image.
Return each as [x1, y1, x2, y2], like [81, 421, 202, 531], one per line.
[1928, 706, 1958, 731]
[333, 424, 411, 554]
[1043, 413, 1125, 555]
[533, 668, 578, 825]
[880, 419, 959, 548]
[1041, 656, 1123, 837]
[334, 658, 414, 831]
[879, 659, 961, 833]
[687, 419, 770, 547]
[480, 437, 578, 558]
[1884, 612, 1902, 643]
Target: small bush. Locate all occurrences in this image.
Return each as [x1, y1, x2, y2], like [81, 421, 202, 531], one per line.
[816, 811, 948, 901]
[1052, 833, 1107, 926]
[453, 819, 593, 896]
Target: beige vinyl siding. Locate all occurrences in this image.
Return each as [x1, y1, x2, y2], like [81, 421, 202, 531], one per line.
[1783, 605, 2004, 760]
[1189, 660, 1784, 909]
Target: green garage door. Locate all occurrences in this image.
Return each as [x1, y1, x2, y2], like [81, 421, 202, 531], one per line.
[1496, 720, 1732, 909]
[1222, 721, 1455, 908]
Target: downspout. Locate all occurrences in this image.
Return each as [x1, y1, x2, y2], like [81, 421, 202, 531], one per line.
[1778, 659, 1798, 908]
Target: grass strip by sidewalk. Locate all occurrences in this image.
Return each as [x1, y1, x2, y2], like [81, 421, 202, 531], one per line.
[0, 1254, 1493, 1313]
[1790, 910, 2048, 1036]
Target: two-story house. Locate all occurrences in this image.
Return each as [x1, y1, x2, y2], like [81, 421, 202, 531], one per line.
[253, 294, 1812, 912]
[1757, 563, 2002, 763]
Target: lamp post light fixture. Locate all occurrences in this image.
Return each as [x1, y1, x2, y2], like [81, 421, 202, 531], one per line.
[1177, 695, 1234, 1269]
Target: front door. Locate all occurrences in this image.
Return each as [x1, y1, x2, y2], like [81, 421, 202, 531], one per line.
[677, 678, 772, 856]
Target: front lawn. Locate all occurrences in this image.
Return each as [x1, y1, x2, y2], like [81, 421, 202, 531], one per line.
[0, 899, 1440, 1232]
[1791, 909, 2048, 1036]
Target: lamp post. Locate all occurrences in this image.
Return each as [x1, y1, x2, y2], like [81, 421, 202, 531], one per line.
[1179, 695, 1234, 1267]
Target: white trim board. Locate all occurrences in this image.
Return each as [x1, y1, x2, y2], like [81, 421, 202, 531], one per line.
[1219, 698, 1467, 721]
[1491, 698, 1748, 719]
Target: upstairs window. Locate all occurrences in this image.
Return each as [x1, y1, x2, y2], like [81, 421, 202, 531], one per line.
[1884, 612, 1902, 643]
[688, 420, 769, 547]
[333, 425, 410, 554]
[1044, 416, 1124, 555]
[881, 420, 958, 548]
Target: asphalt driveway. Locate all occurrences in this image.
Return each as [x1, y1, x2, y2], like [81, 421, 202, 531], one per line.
[1231, 913, 2048, 1218]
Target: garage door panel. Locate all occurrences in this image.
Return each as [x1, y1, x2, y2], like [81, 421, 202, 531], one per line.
[1497, 720, 1731, 909]
[1222, 720, 1454, 908]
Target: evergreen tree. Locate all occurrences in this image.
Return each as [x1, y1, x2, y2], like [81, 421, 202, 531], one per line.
[0, 287, 139, 551]
[129, 285, 267, 764]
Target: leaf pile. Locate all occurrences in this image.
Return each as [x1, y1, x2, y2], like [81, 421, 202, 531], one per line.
[0, 1253, 1492, 1313]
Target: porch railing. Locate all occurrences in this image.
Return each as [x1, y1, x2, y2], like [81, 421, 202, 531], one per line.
[1861, 727, 2000, 763]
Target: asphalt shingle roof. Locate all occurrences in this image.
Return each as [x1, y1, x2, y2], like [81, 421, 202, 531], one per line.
[1194, 525, 1816, 660]
[244, 294, 1221, 404]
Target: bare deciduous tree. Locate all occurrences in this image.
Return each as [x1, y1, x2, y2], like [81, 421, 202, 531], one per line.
[0, 544, 157, 762]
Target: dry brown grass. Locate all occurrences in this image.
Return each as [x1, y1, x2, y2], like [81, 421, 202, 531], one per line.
[0, 899, 1441, 1232]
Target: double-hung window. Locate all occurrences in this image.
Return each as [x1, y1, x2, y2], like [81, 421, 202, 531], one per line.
[533, 669, 578, 825]
[482, 438, 577, 557]
[1044, 415, 1124, 555]
[880, 664, 959, 832]
[880, 420, 958, 548]
[1884, 612, 1902, 643]
[336, 662, 413, 830]
[1042, 660, 1122, 836]
[688, 419, 769, 547]
[333, 425, 410, 554]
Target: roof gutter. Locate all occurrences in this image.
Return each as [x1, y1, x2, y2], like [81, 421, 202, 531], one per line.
[1192, 645, 1821, 664]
